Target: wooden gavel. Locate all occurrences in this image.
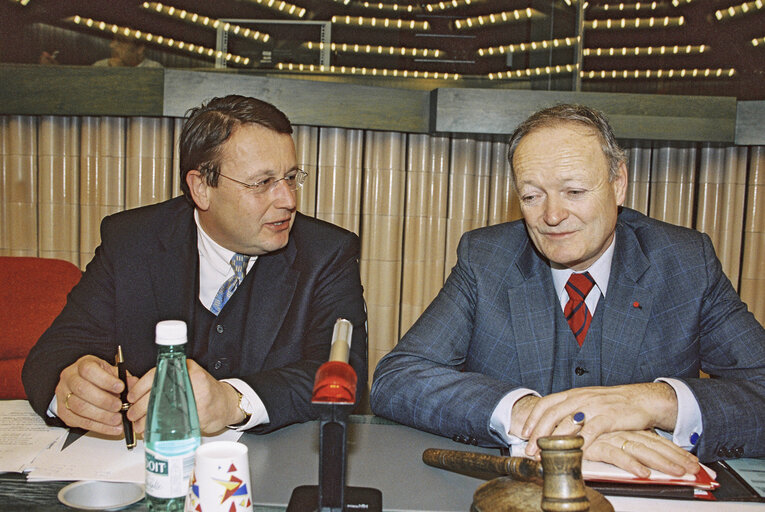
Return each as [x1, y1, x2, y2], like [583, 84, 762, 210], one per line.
[423, 436, 614, 512]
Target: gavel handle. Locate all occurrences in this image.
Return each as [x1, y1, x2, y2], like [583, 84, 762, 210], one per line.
[423, 448, 543, 484]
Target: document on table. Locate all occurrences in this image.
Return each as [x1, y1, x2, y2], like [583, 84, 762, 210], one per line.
[27, 428, 243, 483]
[0, 400, 68, 473]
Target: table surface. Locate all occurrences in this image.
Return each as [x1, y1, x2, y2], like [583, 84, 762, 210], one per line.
[1, 417, 763, 512]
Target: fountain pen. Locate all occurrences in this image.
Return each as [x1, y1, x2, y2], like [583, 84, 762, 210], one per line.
[116, 345, 136, 449]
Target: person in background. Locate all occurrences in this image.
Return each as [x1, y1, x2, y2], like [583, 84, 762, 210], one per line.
[92, 34, 161, 67]
[370, 104, 765, 477]
[39, 34, 162, 67]
[23, 94, 367, 436]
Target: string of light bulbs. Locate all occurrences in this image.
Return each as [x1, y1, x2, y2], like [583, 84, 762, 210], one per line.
[585, 15, 684, 29]
[453, 8, 545, 29]
[65, 16, 251, 66]
[141, 2, 271, 43]
[275, 62, 460, 79]
[304, 41, 441, 58]
[330, 15, 429, 30]
[714, 0, 764, 20]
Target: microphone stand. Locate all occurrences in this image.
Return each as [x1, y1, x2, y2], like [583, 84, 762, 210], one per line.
[287, 320, 382, 512]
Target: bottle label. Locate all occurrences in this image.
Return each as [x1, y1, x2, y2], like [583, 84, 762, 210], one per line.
[145, 439, 199, 499]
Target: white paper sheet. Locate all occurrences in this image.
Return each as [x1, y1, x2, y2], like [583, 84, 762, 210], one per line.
[0, 400, 67, 473]
[27, 428, 242, 482]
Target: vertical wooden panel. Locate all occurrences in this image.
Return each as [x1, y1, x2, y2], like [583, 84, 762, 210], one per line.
[649, 143, 696, 228]
[125, 117, 174, 209]
[171, 117, 184, 198]
[487, 138, 521, 226]
[740, 147, 765, 324]
[79, 117, 125, 268]
[623, 142, 651, 214]
[1, 116, 38, 256]
[0, 116, 6, 254]
[445, 137, 491, 273]
[361, 131, 406, 384]
[37, 116, 80, 264]
[293, 125, 319, 217]
[400, 134, 450, 336]
[697, 145, 748, 286]
[316, 127, 363, 235]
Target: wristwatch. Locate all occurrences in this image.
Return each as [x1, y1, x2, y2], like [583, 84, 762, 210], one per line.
[230, 388, 252, 427]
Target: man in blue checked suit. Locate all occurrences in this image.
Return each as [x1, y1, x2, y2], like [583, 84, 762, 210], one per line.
[370, 104, 765, 477]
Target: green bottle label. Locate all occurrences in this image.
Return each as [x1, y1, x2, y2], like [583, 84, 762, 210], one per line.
[145, 441, 198, 499]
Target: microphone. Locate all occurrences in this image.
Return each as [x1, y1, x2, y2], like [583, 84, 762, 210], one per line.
[312, 318, 357, 404]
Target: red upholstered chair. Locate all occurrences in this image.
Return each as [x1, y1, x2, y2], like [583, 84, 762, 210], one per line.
[0, 256, 81, 399]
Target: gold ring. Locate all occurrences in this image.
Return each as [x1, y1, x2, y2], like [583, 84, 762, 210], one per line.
[621, 440, 629, 451]
[65, 392, 73, 410]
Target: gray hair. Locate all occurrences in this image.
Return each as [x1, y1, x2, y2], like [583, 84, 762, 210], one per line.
[507, 104, 627, 191]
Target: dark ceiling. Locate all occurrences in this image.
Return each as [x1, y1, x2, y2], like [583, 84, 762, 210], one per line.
[2, 0, 764, 99]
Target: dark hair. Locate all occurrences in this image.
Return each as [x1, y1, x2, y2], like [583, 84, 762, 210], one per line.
[507, 104, 626, 191]
[179, 95, 293, 203]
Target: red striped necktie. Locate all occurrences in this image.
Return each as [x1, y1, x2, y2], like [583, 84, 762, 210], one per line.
[564, 272, 596, 347]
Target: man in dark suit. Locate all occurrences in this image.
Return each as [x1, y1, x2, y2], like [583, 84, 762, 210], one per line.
[23, 95, 367, 436]
[370, 104, 765, 477]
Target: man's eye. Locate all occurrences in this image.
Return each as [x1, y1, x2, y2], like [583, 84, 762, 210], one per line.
[284, 173, 297, 182]
[255, 177, 275, 188]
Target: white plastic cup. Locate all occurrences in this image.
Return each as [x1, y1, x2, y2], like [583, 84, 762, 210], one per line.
[185, 441, 253, 512]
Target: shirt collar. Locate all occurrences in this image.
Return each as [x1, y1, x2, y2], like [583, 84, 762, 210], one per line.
[195, 209, 237, 279]
[551, 233, 616, 302]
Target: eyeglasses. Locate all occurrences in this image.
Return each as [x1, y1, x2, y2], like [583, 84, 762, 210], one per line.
[214, 169, 308, 195]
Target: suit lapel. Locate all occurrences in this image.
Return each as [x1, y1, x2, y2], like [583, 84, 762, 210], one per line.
[240, 236, 300, 370]
[507, 238, 559, 395]
[601, 220, 652, 385]
[148, 201, 198, 325]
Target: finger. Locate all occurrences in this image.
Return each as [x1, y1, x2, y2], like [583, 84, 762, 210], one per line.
[624, 432, 700, 475]
[127, 368, 155, 403]
[59, 392, 124, 430]
[77, 356, 124, 394]
[55, 384, 123, 435]
[549, 412, 586, 438]
[587, 438, 652, 478]
[128, 376, 154, 426]
[620, 439, 689, 477]
[127, 393, 149, 427]
[59, 364, 124, 414]
[525, 403, 587, 455]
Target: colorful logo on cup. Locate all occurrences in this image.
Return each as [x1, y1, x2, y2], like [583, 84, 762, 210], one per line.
[186, 463, 252, 512]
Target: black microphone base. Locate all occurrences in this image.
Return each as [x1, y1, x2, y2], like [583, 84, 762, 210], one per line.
[287, 485, 382, 512]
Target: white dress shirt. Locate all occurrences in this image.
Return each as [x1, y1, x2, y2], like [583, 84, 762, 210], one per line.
[490, 234, 703, 452]
[195, 210, 268, 430]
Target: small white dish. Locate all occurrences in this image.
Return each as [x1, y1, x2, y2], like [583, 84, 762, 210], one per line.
[58, 480, 145, 510]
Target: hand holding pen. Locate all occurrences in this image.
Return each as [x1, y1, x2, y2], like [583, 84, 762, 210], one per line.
[115, 346, 136, 449]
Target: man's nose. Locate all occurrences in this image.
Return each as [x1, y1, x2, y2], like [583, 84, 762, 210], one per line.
[543, 196, 567, 225]
[271, 179, 297, 209]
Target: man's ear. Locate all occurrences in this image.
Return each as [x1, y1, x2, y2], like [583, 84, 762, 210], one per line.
[186, 170, 210, 210]
[613, 161, 628, 207]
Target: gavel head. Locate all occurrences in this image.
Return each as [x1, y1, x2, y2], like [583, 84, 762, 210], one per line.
[537, 436, 589, 512]
[471, 435, 613, 512]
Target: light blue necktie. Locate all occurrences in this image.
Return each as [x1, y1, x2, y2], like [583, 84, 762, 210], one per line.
[210, 253, 249, 315]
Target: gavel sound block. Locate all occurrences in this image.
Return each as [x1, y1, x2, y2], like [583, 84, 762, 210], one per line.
[423, 436, 614, 512]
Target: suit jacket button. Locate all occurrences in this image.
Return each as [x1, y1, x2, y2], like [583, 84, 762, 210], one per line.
[216, 324, 224, 333]
[575, 367, 587, 376]
[214, 360, 223, 370]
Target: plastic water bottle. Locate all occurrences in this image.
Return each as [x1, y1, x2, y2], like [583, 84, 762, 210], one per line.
[144, 320, 201, 511]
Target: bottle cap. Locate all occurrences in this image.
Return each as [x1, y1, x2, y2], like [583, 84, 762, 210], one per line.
[155, 320, 187, 345]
